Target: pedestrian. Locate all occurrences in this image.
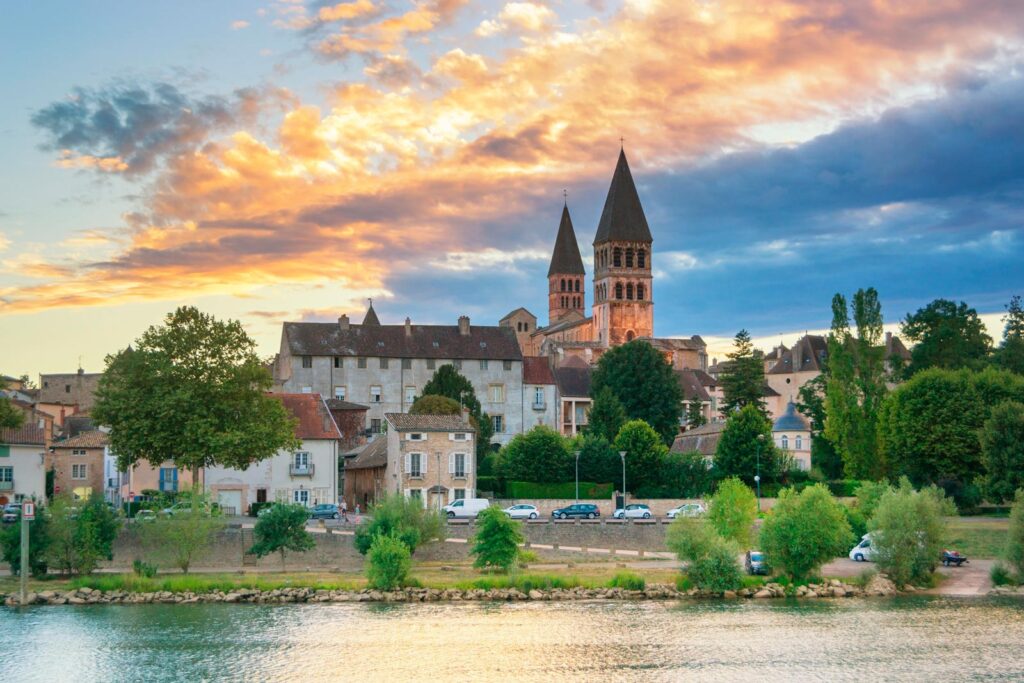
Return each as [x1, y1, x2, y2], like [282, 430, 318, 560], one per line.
[340, 498, 348, 523]
[355, 503, 361, 516]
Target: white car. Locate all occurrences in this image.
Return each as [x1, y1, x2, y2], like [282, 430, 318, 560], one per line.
[849, 534, 876, 562]
[667, 503, 706, 519]
[503, 504, 539, 520]
[444, 498, 490, 519]
[613, 503, 652, 519]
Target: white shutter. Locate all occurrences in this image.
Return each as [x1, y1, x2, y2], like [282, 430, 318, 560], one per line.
[404, 453, 411, 473]
[448, 433, 455, 441]
[448, 454, 455, 474]
[421, 454, 427, 475]
[465, 453, 472, 474]
[404, 488, 411, 499]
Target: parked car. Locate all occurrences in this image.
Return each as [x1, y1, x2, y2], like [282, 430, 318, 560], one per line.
[745, 550, 769, 575]
[134, 509, 157, 522]
[444, 498, 490, 519]
[613, 503, 652, 519]
[162, 502, 221, 517]
[551, 503, 600, 519]
[309, 503, 341, 520]
[849, 533, 876, 562]
[666, 503, 705, 519]
[2, 503, 22, 524]
[503, 504, 539, 520]
[942, 549, 969, 567]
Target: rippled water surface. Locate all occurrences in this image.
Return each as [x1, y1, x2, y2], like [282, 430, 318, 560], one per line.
[2, 597, 1024, 681]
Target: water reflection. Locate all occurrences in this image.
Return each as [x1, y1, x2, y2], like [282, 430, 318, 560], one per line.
[1, 598, 1023, 682]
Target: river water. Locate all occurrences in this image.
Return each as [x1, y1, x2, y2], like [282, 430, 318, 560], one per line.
[2, 597, 1023, 681]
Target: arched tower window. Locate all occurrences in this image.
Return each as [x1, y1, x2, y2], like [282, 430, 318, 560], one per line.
[615, 282, 623, 299]
[795, 435, 803, 450]
[574, 279, 580, 292]
[637, 284, 645, 300]
[626, 330, 635, 341]
[637, 249, 646, 268]
[626, 282, 634, 300]
[613, 248, 622, 267]
[625, 248, 634, 267]
[560, 278, 566, 292]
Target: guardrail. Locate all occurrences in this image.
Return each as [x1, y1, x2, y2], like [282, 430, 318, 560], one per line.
[289, 464, 315, 477]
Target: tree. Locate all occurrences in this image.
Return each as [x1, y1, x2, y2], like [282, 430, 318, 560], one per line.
[353, 493, 445, 555]
[901, 299, 992, 376]
[997, 295, 1024, 376]
[666, 517, 742, 592]
[44, 494, 120, 575]
[137, 495, 226, 573]
[590, 340, 683, 444]
[854, 480, 891, 521]
[796, 375, 842, 479]
[366, 533, 412, 590]
[714, 405, 778, 485]
[586, 387, 628, 442]
[1, 507, 49, 576]
[869, 479, 947, 587]
[0, 376, 24, 430]
[614, 420, 669, 492]
[1005, 489, 1024, 581]
[471, 506, 523, 572]
[248, 503, 315, 570]
[823, 289, 889, 479]
[421, 364, 493, 460]
[759, 485, 854, 580]
[409, 394, 461, 415]
[707, 477, 758, 546]
[719, 330, 766, 416]
[573, 433, 621, 485]
[656, 450, 715, 498]
[685, 400, 707, 429]
[497, 426, 572, 483]
[93, 307, 300, 479]
[981, 401, 1024, 503]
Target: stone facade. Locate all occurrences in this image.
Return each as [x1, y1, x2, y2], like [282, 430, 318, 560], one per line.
[385, 413, 476, 510]
[48, 430, 108, 500]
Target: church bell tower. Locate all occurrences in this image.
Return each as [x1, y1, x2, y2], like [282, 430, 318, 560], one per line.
[547, 202, 586, 326]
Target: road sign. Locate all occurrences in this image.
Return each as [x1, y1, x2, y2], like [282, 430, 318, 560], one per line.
[22, 502, 35, 520]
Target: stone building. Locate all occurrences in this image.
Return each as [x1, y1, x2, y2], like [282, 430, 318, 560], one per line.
[343, 437, 386, 512]
[772, 401, 812, 471]
[48, 429, 108, 500]
[384, 412, 476, 510]
[522, 356, 558, 431]
[36, 368, 102, 426]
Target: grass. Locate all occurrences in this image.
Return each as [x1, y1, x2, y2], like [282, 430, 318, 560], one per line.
[0, 572, 363, 595]
[946, 518, 1008, 559]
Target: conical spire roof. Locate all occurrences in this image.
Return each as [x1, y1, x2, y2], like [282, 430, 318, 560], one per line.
[362, 303, 380, 326]
[593, 149, 652, 245]
[547, 203, 585, 277]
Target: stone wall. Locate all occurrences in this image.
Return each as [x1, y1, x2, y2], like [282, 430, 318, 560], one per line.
[446, 518, 669, 552]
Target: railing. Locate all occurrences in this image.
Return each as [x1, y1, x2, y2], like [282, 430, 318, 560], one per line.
[289, 464, 315, 477]
[0, 481, 13, 491]
[532, 401, 546, 411]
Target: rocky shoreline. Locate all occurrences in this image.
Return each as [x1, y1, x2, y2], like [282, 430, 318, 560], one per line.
[2, 576, 908, 606]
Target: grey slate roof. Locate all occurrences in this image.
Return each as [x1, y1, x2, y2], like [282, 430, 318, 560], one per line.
[593, 149, 653, 245]
[362, 304, 381, 326]
[344, 437, 388, 470]
[676, 369, 711, 402]
[671, 422, 726, 457]
[553, 365, 592, 398]
[768, 335, 828, 375]
[547, 204, 586, 276]
[283, 321, 523, 361]
[385, 413, 476, 432]
[773, 401, 810, 432]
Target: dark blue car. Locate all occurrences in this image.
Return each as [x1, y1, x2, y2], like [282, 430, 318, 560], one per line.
[551, 503, 600, 519]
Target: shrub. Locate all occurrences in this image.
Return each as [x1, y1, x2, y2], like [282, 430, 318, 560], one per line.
[607, 572, 645, 590]
[133, 559, 158, 578]
[497, 426, 574, 483]
[504, 481, 613, 499]
[0, 506, 50, 577]
[666, 516, 742, 592]
[249, 501, 274, 518]
[518, 550, 539, 567]
[990, 563, 1013, 587]
[843, 505, 868, 540]
[44, 494, 121, 575]
[708, 478, 757, 545]
[1005, 489, 1024, 580]
[471, 507, 523, 572]
[869, 479, 947, 587]
[827, 480, 865, 498]
[137, 494, 226, 573]
[759, 485, 854, 581]
[475, 476, 504, 497]
[248, 503, 315, 570]
[366, 533, 412, 590]
[354, 494, 445, 555]
[853, 480, 890, 520]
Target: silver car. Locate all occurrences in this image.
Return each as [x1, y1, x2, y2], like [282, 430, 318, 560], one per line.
[667, 503, 706, 519]
[503, 504, 539, 520]
[613, 503, 652, 519]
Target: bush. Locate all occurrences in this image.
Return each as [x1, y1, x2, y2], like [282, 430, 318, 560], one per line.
[497, 426, 573, 483]
[759, 485, 854, 581]
[844, 505, 868, 540]
[1, 507, 50, 577]
[937, 478, 983, 513]
[854, 481, 891, 520]
[607, 572, 645, 590]
[1005, 489, 1024, 579]
[354, 494, 445, 555]
[133, 559, 158, 578]
[248, 503, 315, 570]
[366, 533, 412, 590]
[990, 563, 1014, 587]
[137, 494, 226, 573]
[504, 481, 613, 499]
[249, 501, 274, 518]
[708, 478, 757, 545]
[869, 479, 947, 587]
[471, 507, 523, 572]
[475, 476, 504, 497]
[666, 516, 742, 592]
[827, 480, 865, 497]
[44, 494, 121, 575]
[518, 549, 539, 567]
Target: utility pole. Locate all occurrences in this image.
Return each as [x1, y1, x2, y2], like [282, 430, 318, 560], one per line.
[436, 451, 442, 512]
[619, 451, 627, 515]
[20, 501, 35, 605]
[574, 450, 581, 503]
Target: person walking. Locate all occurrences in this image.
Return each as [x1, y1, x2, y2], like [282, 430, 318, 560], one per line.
[340, 498, 348, 523]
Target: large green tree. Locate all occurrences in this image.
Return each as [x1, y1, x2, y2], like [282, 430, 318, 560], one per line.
[420, 364, 493, 459]
[824, 288, 889, 479]
[93, 307, 300, 479]
[997, 295, 1024, 376]
[573, 433, 621, 485]
[718, 329, 766, 416]
[471, 506, 523, 572]
[590, 340, 683, 444]
[249, 503, 316, 570]
[0, 377, 24, 429]
[586, 386, 628, 442]
[707, 477, 758, 546]
[869, 480, 947, 587]
[409, 394, 460, 415]
[759, 485, 854, 581]
[901, 299, 992, 376]
[796, 375, 842, 479]
[713, 404, 778, 485]
[497, 426, 573, 483]
[614, 420, 669, 492]
[981, 401, 1024, 503]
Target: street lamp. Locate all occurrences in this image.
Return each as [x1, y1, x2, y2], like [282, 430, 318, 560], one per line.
[755, 433, 766, 512]
[619, 450, 627, 514]
[436, 451, 442, 513]
[574, 450, 581, 503]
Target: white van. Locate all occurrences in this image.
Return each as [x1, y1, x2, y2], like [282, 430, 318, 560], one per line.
[849, 533, 877, 562]
[444, 498, 489, 519]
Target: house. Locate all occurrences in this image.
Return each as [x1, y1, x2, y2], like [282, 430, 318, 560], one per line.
[772, 401, 812, 471]
[670, 422, 727, 465]
[553, 357, 592, 436]
[273, 305, 523, 447]
[121, 461, 199, 501]
[0, 425, 47, 505]
[499, 308, 540, 356]
[677, 368, 716, 427]
[205, 393, 342, 514]
[35, 368, 102, 427]
[384, 412, 476, 510]
[343, 437, 387, 512]
[522, 356, 558, 430]
[48, 430, 108, 500]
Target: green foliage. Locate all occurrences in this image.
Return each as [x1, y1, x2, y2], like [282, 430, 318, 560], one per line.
[901, 298, 993, 376]
[249, 501, 274, 518]
[248, 503, 315, 570]
[497, 426, 573, 483]
[868, 479, 947, 586]
[642, 450, 715, 498]
[43, 494, 121, 575]
[990, 563, 1014, 586]
[854, 480, 891, 520]
[614, 420, 669, 491]
[132, 559, 158, 578]
[586, 387, 628, 442]
[685, 399, 707, 428]
[607, 572, 645, 590]
[714, 405, 778, 485]
[843, 505, 868, 540]
[1005, 489, 1024, 580]
[475, 476, 503, 497]
[573, 433, 621, 486]
[997, 295, 1024, 375]
[707, 478, 758, 545]
[420, 365, 493, 460]
[666, 517, 742, 592]
[719, 329, 767, 416]
[137, 493, 226, 573]
[1, 508, 50, 577]
[504, 480, 613, 499]
[366, 533, 412, 590]
[353, 493, 445, 555]
[759, 485, 854, 580]
[0, 376, 24, 429]
[409, 394, 461, 415]
[796, 375, 843, 479]
[93, 306, 301, 475]
[590, 340, 683, 444]
[471, 506, 523, 572]
[981, 402, 1024, 503]
[824, 288, 889, 480]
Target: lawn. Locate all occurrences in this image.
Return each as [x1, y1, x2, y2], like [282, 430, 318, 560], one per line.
[945, 518, 1008, 559]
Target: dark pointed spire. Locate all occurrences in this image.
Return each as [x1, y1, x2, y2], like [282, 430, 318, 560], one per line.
[547, 203, 585, 277]
[362, 301, 380, 326]
[593, 148, 652, 245]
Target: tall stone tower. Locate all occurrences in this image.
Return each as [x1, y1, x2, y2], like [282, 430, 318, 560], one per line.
[547, 203, 586, 325]
[592, 149, 654, 346]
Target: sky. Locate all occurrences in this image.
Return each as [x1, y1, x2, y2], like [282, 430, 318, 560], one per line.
[1, 0, 1023, 375]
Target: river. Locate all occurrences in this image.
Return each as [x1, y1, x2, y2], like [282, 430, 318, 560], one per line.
[2, 597, 1023, 681]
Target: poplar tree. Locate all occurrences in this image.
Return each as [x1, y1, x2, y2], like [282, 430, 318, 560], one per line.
[685, 400, 707, 428]
[719, 330, 766, 416]
[998, 295, 1024, 376]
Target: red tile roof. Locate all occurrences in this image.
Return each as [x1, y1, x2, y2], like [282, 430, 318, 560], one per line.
[0, 425, 47, 446]
[275, 394, 342, 440]
[523, 357, 556, 385]
[52, 430, 109, 449]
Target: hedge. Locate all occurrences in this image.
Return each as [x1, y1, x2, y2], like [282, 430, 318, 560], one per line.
[505, 481, 613, 499]
[476, 476, 504, 497]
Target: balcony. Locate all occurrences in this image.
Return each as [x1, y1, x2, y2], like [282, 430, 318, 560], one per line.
[289, 464, 315, 477]
[0, 481, 13, 492]
[531, 401, 546, 411]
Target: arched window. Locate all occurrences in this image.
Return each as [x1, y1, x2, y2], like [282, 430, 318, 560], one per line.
[561, 278, 566, 292]
[574, 279, 580, 292]
[637, 284, 645, 300]
[796, 436, 803, 450]
[626, 330, 635, 341]
[615, 282, 623, 299]
[626, 283, 634, 300]
[613, 248, 622, 267]
[637, 249, 646, 268]
[625, 248, 634, 267]
[781, 435, 789, 450]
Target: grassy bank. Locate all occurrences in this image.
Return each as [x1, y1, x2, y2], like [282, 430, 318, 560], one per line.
[946, 518, 1008, 558]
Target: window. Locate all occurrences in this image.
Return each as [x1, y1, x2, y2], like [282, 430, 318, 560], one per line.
[452, 453, 467, 478]
[452, 432, 468, 441]
[333, 356, 343, 368]
[637, 249, 646, 268]
[560, 278, 566, 292]
[370, 386, 382, 403]
[408, 489, 423, 503]
[71, 463, 87, 480]
[370, 419, 382, 434]
[533, 387, 544, 407]
[453, 360, 462, 370]
[503, 360, 512, 371]
[625, 248, 634, 267]
[492, 415, 504, 433]
[615, 283, 623, 299]
[407, 452, 423, 478]
[0, 445, 8, 458]
[334, 386, 346, 400]
[65, 384, 71, 393]
[380, 358, 389, 369]
[302, 356, 312, 368]
[293, 489, 310, 506]
[356, 357, 366, 368]
[0, 467, 12, 483]
[575, 279, 580, 292]
[637, 284, 645, 301]
[479, 359, 488, 370]
[489, 384, 505, 403]
[72, 449, 86, 456]
[781, 435, 789, 450]
[405, 386, 416, 404]
[426, 358, 436, 370]
[613, 247, 622, 267]
[454, 488, 466, 501]
[408, 433, 424, 441]
[626, 283, 634, 300]
[795, 436, 803, 450]
[402, 358, 412, 370]
[294, 452, 310, 470]
[301, 386, 312, 394]
[159, 468, 178, 493]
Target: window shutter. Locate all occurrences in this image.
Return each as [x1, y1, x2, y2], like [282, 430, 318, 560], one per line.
[448, 454, 455, 474]
[404, 453, 411, 473]
[465, 453, 472, 474]
[448, 433, 455, 441]
[421, 454, 427, 475]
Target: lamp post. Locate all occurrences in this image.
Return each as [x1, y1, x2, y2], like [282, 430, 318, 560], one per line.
[619, 450, 627, 514]
[574, 450, 581, 503]
[755, 433, 766, 513]
[436, 451, 442, 513]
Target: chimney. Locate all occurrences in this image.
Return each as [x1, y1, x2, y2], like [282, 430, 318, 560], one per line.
[458, 315, 470, 336]
[405, 317, 412, 337]
[338, 314, 350, 331]
[78, 367, 84, 375]
[461, 406, 471, 425]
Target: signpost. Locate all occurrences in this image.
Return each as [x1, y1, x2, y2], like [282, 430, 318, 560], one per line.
[20, 502, 35, 605]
